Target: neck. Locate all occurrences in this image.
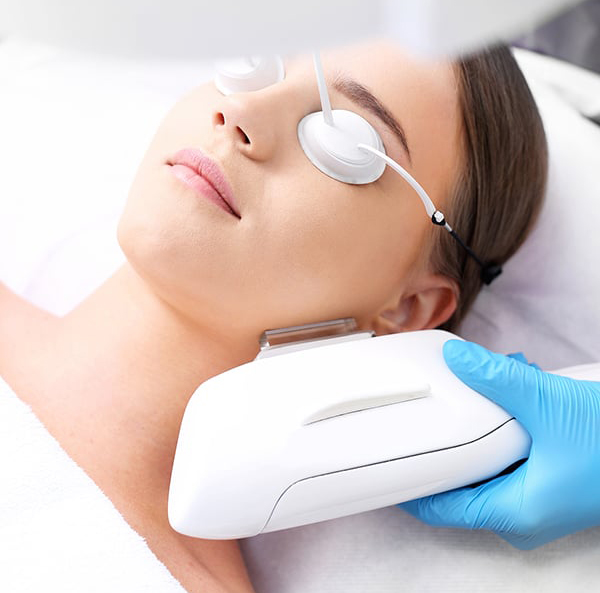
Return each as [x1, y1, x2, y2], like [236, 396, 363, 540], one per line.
[4, 265, 259, 592]
[47, 264, 257, 488]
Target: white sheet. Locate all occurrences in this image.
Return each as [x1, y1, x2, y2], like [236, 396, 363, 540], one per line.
[1, 37, 600, 591]
[0, 377, 185, 592]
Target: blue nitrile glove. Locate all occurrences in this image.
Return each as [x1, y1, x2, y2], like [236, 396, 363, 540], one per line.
[401, 339, 600, 550]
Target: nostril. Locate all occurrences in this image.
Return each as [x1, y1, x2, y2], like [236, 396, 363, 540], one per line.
[214, 112, 250, 144]
[237, 126, 251, 145]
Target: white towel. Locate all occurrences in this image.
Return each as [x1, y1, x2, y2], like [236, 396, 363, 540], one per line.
[0, 376, 186, 593]
[242, 500, 600, 593]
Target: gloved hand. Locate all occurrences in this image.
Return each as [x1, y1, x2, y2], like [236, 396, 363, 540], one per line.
[400, 339, 600, 550]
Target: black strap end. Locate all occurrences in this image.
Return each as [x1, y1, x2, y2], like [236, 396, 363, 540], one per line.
[481, 263, 502, 285]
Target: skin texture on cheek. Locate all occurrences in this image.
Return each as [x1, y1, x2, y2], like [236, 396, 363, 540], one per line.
[244, 167, 433, 329]
[121, 161, 425, 341]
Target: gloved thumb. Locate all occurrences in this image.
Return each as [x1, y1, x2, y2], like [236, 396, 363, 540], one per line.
[443, 340, 541, 430]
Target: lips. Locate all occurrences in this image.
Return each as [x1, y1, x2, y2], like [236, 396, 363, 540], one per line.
[168, 148, 240, 219]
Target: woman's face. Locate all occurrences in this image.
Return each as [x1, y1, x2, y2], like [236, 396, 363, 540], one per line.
[118, 41, 462, 339]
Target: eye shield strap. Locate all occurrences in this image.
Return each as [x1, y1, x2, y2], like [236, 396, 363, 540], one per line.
[357, 143, 502, 286]
[432, 216, 503, 286]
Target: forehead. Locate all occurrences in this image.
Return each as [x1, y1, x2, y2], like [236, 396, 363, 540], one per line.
[290, 41, 463, 206]
[324, 41, 460, 126]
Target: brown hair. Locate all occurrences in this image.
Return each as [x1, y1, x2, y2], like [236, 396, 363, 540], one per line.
[432, 45, 548, 331]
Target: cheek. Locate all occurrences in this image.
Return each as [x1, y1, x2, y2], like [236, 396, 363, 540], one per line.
[117, 171, 195, 297]
[118, 166, 428, 337]
[244, 177, 427, 324]
[118, 160, 239, 319]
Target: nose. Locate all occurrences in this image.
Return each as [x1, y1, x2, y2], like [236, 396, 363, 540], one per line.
[212, 88, 287, 162]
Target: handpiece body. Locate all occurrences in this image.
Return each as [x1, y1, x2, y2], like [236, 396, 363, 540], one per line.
[168, 330, 530, 539]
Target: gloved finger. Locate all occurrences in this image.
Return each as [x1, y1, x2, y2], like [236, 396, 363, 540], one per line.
[399, 491, 472, 529]
[400, 467, 524, 532]
[443, 340, 542, 430]
[399, 484, 496, 530]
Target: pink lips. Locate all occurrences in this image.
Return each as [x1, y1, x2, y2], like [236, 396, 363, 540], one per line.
[168, 148, 240, 219]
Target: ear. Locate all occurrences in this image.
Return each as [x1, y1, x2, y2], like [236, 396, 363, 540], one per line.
[369, 275, 458, 335]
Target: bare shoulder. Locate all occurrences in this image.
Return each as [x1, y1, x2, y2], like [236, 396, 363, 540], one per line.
[0, 280, 58, 326]
[0, 281, 59, 378]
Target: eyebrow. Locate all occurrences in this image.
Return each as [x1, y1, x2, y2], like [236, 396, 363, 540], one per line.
[332, 73, 412, 165]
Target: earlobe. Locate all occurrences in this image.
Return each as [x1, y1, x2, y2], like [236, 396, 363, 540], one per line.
[371, 276, 458, 335]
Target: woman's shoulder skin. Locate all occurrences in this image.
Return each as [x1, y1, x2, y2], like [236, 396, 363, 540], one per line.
[0, 282, 59, 383]
[0, 280, 256, 593]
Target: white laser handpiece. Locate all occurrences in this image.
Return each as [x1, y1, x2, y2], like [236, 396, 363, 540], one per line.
[168, 329, 531, 539]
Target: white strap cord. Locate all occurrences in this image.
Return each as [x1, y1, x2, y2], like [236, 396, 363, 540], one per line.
[313, 51, 334, 126]
[357, 143, 451, 231]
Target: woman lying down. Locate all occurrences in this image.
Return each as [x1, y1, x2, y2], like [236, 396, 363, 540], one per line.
[0, 41, 546, 593]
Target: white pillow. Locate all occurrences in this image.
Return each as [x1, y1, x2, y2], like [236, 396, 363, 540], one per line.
[1, 39, 599, 370]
